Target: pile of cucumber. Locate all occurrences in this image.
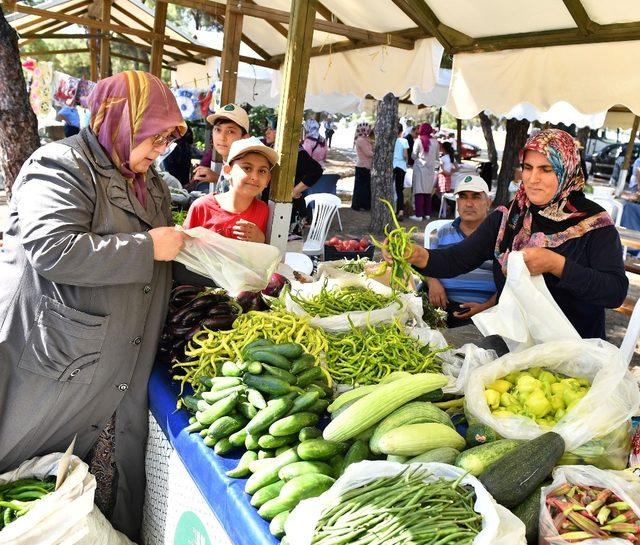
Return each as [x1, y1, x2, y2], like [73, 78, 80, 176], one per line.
[181, 339, 370, 537]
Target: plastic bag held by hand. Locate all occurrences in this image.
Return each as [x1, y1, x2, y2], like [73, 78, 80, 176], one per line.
[472, 251, 579, 351]
[174, 227, 282, 296]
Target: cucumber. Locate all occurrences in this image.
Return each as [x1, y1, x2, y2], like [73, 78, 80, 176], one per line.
[296, 367, 325, 388]
[243, 373, 293, 397]
[221, 361, 243, 377]
[512, 485, 544, 545]
[228, 427, 248, 447]
[238, 401, 258, 420]
[200, 428, 209, 438]
[245, 339, 273, 351]
[196, 392, 239, 426]
[246, 388, 267, 410]
[478, 432, 565, 508]
[387, 455, 407, 463]
[203, 435, 216, 447]
[342, 440, 371, 472]
[291, 354, 316, 375]
[465, 423, 499, 448]
[198, 375, 214, 388]
[278, 473, 335, 507]
[201, 384, 246, 403]
[455, 439, 523, 476]
[330, 454, 344, 478]
[308, 399, 330, 414]
[258, 497, 291, 521]
[299, 427, 322, 442]
[250, 480, 285, 508]
[310, 382, 333, 398]
[262, 363, 298, 384]
[354, 426, 375, 442]
[269, 510, 290, 538]
[259, 433, 298, 450]
[298, 439, 347, 461]
[330, 398, 358, 420]
[182, 395, 200, 412]
[269, 412, 320, 437]
[287, 391, 321, 415]
[415, 388, 444, 403]
[327, 385, 378, 413]
[305, 384, 327, 399]
[214, 438, 233, 455]
[184, 421, 204, 434]
[249, 457, 279, 474]
[264, 343, 304, 360]
[407, 447, 460, 465]
[246, 350, 292, 370]
[247, 397, 295, 435]
[209, 377, 242, 391]
[226, 450, 258, 478]
[245, 448, 300, 494]
[207, 415, 245, 441]
[197, 399, 211, 412]
[258, 450, 274, 460]
[275, 445, 291, 456]
[246, 361, 263, 375]
[189, 416, 197, 424]
[278, 461, 334, 482]
[245, 432, 261, 451]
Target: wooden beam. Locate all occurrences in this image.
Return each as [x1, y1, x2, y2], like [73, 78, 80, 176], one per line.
[243, 0, 288, 39]
[390, 0, 456, 51]
[21, 48, 90, 56]
[20, 22, 72, 46]
[4, 0, 17, 12]
[99, 0, 112, 78]
[13, 0, 91, 31]
[219, 0, 243, 104]
[19, 32, 101, 39]
[213, 12, 272, 61]
[150, 0, 167, 77]
[562, 0, 599, 36]
[110, 34, 205, 65]
[111, 51, 175, 71]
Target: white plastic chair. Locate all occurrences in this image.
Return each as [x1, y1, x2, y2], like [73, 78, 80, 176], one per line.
[438, 193, 458, 218]
[620, 300, 640, 366]
[586, 195, 623, 226]
[423, 219, 453, 249]
[302, 193, 341, 257]
[284, 252, 313, 275]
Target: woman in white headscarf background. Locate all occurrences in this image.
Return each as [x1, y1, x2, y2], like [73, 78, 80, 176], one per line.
[352, 121, 374, 211]
[302, 118, 328, 168]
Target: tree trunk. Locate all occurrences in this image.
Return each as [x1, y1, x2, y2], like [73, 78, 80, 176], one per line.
[455, 118, 462, 162]
[576, 126, 589, 149]
[479, 111, 498, 178]
[0, 7, 39, 199]
[495, 118, 530, 206]
[369, 92, 398, 234]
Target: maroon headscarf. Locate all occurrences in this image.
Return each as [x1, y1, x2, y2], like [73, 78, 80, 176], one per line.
[88, 71, 186, 206]
[419, 123, 435, 153]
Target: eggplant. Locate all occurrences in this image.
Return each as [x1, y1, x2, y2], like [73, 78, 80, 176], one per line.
[185, 292, 230, 311]
[201, 315, 236, 330]
[236, 291, 264, 312]
[261, 273, 290, 298]
[206, 302, 238, 316]
[171, 325, 194, 338]
[170, 285, 202, 299]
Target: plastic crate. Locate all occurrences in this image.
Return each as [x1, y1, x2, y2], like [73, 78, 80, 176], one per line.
[323, 243, 375, 261]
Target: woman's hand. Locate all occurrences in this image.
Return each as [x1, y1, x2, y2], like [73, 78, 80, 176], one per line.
[427, 278, 448, 308]
[232, 220, 265, 243]
[453, 301, 489, 320]
[521, 247, 566, 277]
[149, 227, 187, 261]
[292, 182, 309, 200]
[192, 166, 218, 183]
[381, 241, 429, 269]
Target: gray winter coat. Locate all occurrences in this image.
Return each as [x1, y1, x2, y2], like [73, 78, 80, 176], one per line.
[0, 128, 172, 539]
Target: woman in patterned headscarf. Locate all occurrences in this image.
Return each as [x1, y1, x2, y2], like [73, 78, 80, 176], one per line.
[0, 71, 186, 540]
[384, 129, 627, 339]
[352, 121, 374, 210]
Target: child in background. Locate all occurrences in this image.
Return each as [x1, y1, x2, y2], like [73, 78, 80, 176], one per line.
[191, 103, 250, 193]
[184, 137, 278, 243]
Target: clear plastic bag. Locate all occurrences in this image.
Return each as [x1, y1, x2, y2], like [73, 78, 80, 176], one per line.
[540, 465, 640, 545]
[174, 227, 282, 296]
[464, 339, 640, 461]
[285, 461, 526, 545]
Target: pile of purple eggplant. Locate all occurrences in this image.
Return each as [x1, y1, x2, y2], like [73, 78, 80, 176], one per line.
[158, 285, 242, 363]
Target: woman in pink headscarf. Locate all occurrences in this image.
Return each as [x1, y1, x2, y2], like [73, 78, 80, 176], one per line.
[0, 71, 186, 540]
[410, 123, 438, 221]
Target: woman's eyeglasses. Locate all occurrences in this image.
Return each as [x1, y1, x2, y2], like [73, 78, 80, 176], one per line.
[152, 133, 178, 148]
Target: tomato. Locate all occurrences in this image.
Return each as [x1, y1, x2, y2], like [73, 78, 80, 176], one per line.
[328, 236, 341, 247]
[360, 237, 369, 247]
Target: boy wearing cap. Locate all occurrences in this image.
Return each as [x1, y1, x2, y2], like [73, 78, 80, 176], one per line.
[425, 175, 497, 327]
[184, 137, 278, 243]
[192, 103, 250, 192]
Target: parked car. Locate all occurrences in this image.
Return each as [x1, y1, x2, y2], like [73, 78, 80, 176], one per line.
[590, 142, 640, 179]
[460, 142, 481, 160]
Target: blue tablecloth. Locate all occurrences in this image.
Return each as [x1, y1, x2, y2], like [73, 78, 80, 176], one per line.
[148, 365, 278, 545]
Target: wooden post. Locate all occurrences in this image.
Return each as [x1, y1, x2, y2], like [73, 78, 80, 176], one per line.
[89, 37, 99, 81]
[150, 1, 167, 78]
[615, 115, 640, 197]
[219, 1, 243, 105]
[495, 118, 530, 206]
[266, 0, 318, 252]
[99, 0, 112, 79]
[456, 118, 462, 162]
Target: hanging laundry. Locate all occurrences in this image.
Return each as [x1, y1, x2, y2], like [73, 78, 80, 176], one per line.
[172, 88, 201, 121]
[53, 72, 80, 105]
[29, 61, 53, 117]
[76, 78, 97, 108]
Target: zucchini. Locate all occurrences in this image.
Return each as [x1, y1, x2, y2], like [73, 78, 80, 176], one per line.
[407, 447, 460, 465]
[207, 415, 245, 441]
[298, 439, 347, 461]
[247, 397, 295, 435]
[278, 461, 334, 482]
[291, 354, 316, 375]
[214, 438, 233, 455]
[245, 448, 300, 494]
[323, 373, 449, 443]
[269, 510, 290, 538]
[262, 363, 298, 384]
[243, 373, 293, 397]
[226, 450, 258, 478]
[512, 485, 545, 545]
[269, 412, 319, 437]
[195, 392, 239, 426]
[250, 480, 285, 508]
[228, 427, 248, 447]
[278, 473, 335, 507]
[377, 423, 466, 456]
[264, 343, 304, 360]
[330, 398, 359, 420]
[258, 433, 298, 450]
[258, 497, 291, 521]
[287, 391, 321, 415]
[369, 402, 454, 454]
[221, 361, 243, 377]
[342, 440, 371, 472]
[246, 388, 267, 410]
[455, 439, 524, 476]
[201, 385, 246, 404]
[327, 385, 378, 413]
[465, 423, 499, 448]
[295, 367, 325, 388]
[299, 427, 322, 442]
[478, 432, 565, 508]
[246, 350, 292, 370]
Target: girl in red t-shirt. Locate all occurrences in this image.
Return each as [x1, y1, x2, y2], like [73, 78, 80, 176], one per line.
[184, 137, 278, 243]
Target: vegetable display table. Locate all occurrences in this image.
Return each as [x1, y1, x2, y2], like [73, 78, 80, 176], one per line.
[142, 364, 278, 545]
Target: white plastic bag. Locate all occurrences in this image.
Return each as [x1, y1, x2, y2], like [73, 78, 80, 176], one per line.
[283, 274, 424, 332]
[464, 339, 640, 454]
[174, 227, 281, 296]
[540, 465, 640, 545]
[472, 251, 580, 351]
[285, 461, 526, 545]
[440, 342, 499, 394]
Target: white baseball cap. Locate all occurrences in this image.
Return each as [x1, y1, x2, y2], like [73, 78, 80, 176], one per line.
[206, 103, 250, 132]
[454, 175, 490, 195]
[227, 136, 279, 168]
